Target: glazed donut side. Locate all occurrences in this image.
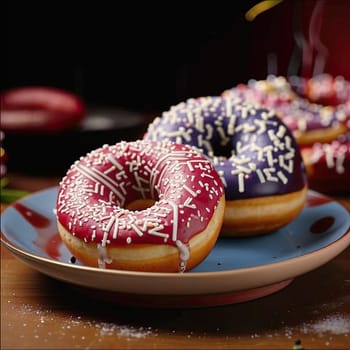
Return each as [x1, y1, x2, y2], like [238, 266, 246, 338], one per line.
[223, 190, 307, 235]
[144, 97, 308, 236]
[56, 140, 225, 272]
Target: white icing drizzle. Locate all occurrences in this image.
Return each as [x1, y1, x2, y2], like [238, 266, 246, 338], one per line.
[176, 240, 190, 273]
[97, 244, 112, 268]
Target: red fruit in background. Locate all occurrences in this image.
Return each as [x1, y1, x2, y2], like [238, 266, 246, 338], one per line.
[0, 86, 86, 132]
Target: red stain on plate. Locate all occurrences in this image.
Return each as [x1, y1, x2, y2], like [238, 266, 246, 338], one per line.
[310, 216, 335, 234]
[44, 232, 61, 260]
[13, 202, 62, 259]
[13, 202, 51, 228]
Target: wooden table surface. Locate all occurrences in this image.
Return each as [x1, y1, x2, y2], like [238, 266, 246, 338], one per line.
[1, 173, 350, 350]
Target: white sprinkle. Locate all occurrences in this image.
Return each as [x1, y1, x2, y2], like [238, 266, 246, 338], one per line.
[238, 172, 245, 193]
[277, 170, 288, 184]
[131, 223, 144, 237]
[183, 184, 197, 197]
[256, 168, 266, 183]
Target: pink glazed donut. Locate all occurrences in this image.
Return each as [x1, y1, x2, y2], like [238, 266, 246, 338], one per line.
[56, 140, 225, 272]
[144, 97, 307, 236]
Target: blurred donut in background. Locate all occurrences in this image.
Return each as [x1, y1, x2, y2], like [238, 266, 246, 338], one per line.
[300, 132, 350, 194]
[0, 86, 86, 133]
[289, 74, 350, 107]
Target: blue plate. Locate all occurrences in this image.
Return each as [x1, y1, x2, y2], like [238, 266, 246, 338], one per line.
[1, 187, 350, 307]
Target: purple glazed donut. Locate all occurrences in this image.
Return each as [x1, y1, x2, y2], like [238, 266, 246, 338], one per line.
[144, 96, 308, 236]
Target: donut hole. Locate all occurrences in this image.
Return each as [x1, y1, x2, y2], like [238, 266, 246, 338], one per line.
[210, 142, 233, 159]
[125, 198, 156, 211]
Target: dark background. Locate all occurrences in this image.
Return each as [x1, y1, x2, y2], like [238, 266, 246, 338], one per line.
[4, 0, 349, 114]
[2, 0, 350, 175]
[2, 1, 255, 112]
